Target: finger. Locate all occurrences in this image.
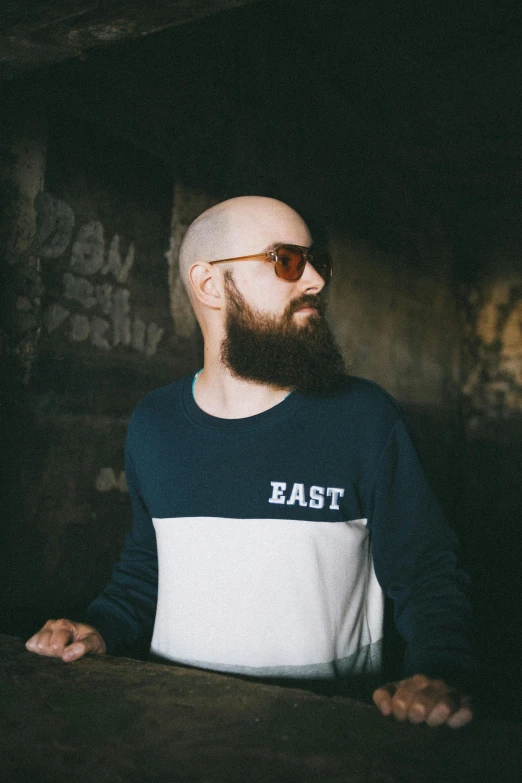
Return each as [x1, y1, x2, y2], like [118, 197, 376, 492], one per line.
[425, 690, 462, 727]
[407, 680, 452, 724]
[26, 628, 54, 656]
[61, 640, 88, 662]
[26, 618, 55, 651]
[390, 675, 432, 721]
[26, 618, 74, 656]
[62, 632, 104, 662]
[25, 633, 41, 651]
[372, 683, 396, 716]
[447, 704, 474, 729]
[48, 624, 76, 657]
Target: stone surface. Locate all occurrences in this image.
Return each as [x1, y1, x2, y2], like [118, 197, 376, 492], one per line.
[1, 634, 521, 783]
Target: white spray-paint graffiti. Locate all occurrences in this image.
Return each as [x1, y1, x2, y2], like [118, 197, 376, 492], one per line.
[39, 193, 165, 357]
[95, 467, 128, 493]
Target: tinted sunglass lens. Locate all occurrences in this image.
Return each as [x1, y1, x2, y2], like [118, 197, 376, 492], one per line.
[275, 247, 305, 280]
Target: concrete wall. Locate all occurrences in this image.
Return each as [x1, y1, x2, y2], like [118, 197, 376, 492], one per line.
[1, 86, 48, 634]
[0, 105, 462, 644]
[326, 181, 461, 520]
[0, 102, 202, 637]
[0, 85, 46, 382]
[457, 201, 522, 703]
[1, 83, 510, 712]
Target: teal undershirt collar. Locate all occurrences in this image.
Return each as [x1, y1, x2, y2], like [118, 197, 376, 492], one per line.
[192, 370, 293, 401]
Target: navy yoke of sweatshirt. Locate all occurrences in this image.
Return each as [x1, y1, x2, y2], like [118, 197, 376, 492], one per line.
[84, 373, 476, 686]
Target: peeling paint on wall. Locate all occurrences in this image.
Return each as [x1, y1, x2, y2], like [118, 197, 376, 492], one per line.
[462, 278, 522, 427]
[38, 192, 165, 356]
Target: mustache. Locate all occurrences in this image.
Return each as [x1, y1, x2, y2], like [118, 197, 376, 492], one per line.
[286, 293, 327, 317]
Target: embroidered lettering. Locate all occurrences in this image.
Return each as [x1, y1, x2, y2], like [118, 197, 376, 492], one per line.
[268, 481, 287, 504]
[309, 485, 325, 509]
[287, 483, 307, 507]
[326, 487, 345, 510]
[268, 481, 345, 510]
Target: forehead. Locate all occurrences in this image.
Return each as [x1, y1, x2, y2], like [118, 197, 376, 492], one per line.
[227, 209, 312, 255]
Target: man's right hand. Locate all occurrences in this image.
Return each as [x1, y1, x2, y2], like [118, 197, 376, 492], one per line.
[26, 618, 106, 662]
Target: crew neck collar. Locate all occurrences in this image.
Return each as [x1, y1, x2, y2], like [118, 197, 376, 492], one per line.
[182, 372, 302, 431]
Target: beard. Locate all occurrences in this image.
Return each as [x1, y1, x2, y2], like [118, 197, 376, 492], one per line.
[221, 272, 347, 396]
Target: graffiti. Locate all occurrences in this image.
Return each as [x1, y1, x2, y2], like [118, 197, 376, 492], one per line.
[70, 313, 90, 342]
[34, 191, 75, 259]
[39, 193, 165, 356]
[63, 273, 96, 308]
[95, 467, 128, 493]
[105, 234, 135, 283]
[70, 221, 105, 275]
[43, 302, 69, 333]
[112, 287, 131, 347]
[90, 315, 111, 350]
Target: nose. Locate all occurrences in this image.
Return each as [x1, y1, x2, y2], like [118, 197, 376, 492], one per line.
[298, 261, 325, 294]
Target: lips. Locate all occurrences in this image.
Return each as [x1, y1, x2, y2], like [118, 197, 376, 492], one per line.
[289, 295, 324, 316]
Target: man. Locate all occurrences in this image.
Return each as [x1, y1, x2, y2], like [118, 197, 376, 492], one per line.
[27, 196, 476, 728]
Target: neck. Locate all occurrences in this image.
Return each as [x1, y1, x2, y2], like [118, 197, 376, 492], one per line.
[193, 358, 292, 419]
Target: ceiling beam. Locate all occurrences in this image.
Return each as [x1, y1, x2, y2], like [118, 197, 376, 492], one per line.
[0, 0, 260, 81]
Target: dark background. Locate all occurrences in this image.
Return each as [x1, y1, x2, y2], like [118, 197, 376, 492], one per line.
[1, 0, 521, 720]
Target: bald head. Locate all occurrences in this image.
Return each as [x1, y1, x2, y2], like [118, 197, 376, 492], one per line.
[178, 196, 311, 293]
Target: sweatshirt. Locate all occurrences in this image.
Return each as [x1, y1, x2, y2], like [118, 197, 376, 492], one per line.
[84, 373, 476, 687]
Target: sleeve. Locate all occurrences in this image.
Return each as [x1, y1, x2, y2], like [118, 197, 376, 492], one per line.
[81, 440, 158, 654]
[364, 418, 478, 691]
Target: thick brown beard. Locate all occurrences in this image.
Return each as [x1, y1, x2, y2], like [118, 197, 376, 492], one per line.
[221, 273, 347, 396]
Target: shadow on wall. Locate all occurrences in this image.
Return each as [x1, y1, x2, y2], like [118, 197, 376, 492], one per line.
[458, 274, 522, 721]
[0, 107, 202, 639]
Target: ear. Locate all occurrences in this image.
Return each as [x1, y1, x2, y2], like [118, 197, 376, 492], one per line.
[188, 262, 224, 309]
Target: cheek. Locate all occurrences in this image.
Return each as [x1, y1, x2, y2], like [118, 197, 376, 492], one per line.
[234, 273, 294, 317]
[256, 294, 288, 318]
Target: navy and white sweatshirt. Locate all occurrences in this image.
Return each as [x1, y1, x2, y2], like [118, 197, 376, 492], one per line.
[84, 373, 476, 686]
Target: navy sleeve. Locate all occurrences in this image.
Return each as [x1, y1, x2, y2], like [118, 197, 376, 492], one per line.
[365, 419, 478, 691]
[82, 443, 158, 654]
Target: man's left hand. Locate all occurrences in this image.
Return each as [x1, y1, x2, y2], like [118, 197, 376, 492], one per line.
[372, 674, 473, 728]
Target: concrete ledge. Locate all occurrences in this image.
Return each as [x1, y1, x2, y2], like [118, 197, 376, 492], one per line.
[0, 634, 520, 782]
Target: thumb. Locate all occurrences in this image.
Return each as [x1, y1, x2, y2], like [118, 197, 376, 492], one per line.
[62, 630, 106, 662]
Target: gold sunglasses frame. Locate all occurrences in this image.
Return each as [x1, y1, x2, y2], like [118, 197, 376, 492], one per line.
[207, 244, 332, 283]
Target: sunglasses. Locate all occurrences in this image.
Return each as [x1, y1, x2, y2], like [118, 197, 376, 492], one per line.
[208, 244, 332, 284]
